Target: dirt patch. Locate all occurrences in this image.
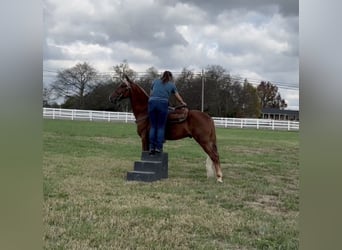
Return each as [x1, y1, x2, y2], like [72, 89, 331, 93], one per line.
[245, 194, 282, 215]
[226, 145, 273, 155]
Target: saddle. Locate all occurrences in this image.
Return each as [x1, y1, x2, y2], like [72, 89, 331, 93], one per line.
[167, 105, 189, 123]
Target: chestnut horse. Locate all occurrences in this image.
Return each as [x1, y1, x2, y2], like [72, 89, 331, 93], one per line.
[109, 75, 223, 182]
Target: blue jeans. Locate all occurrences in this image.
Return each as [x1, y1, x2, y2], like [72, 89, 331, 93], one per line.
[148, 98, 168, 151]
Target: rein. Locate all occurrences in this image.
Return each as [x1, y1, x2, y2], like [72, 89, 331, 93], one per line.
[135, 115, 149, 124]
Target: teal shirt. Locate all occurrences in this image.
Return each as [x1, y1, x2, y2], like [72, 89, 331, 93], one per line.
[150, 79, 178, 100]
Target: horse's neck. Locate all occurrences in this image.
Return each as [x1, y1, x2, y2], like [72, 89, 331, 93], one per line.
[130, 84, 149, 119]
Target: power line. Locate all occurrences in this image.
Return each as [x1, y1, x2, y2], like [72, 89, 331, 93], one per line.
[43, 68, 299, 90]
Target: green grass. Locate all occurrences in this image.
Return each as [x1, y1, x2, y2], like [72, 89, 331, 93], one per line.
[43, 119, 299, 249]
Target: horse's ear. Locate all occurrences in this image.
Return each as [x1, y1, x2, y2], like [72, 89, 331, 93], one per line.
[125, 79, 131, 88]
[124, 74, 134, 85]
[119, 76, 130, 88]
[124, 74, 130, 82]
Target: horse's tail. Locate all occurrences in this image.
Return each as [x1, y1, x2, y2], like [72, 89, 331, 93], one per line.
[205, 155, 216, 178]
[209, 120, 220, 162]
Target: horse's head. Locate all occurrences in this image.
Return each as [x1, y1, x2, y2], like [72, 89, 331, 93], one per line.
[109, 80, 131, 103]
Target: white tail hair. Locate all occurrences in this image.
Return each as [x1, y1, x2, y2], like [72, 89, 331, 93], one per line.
[205, 155, 216, 178]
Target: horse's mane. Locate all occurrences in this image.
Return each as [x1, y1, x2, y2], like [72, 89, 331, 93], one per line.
[135, 83, 149, 98]
[125, 74, 149, 98]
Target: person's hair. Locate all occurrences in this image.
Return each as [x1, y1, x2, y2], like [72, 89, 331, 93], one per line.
[161, 70, 173, 83]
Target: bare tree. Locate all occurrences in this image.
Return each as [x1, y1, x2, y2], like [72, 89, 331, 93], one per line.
[175, 68, 201, 109]
[50, 62, 98, 109]
[257, 81, 287, 109]
[112, 60, 137, 81]
[137, 66, 159, 93]
[43, 84, 52, 107]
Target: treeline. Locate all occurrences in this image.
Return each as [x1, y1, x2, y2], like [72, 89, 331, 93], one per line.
[43, 61, 287, 118]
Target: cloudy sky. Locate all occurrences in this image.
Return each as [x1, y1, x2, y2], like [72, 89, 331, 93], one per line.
[43, 0, 299, 110]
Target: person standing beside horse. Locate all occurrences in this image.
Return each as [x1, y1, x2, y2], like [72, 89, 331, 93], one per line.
[148, 70, 186, 155]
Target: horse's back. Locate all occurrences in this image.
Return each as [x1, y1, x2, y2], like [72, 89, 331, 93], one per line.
[187, 110, 216, 134]
[188, 109, 214, 123]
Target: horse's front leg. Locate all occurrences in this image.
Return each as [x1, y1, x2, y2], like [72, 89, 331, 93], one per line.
[140, 132, 149, 151]
[138, 124, 150, 151]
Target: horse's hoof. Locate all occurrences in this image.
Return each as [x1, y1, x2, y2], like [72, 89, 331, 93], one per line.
[217, 177, 223, 183]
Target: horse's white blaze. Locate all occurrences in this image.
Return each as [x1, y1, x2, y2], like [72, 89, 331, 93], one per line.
[205, 155, 216, 178]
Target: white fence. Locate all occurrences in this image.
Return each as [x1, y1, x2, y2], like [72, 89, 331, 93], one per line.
[43, 108, 299, 131]
[43, 108, 135, 123]
[213, 117, 299, 131]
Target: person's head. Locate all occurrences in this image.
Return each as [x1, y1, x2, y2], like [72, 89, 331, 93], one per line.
[161, 70, 173, 83]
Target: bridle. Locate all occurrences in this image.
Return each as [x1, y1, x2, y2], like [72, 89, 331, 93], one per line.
[119, 85, 130, 99]
[111, 83, 131, 102]
[113, 83, 148, 124]
[135, 115, 149, 124]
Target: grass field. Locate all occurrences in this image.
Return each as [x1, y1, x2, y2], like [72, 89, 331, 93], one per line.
[43, 119, 299, 249]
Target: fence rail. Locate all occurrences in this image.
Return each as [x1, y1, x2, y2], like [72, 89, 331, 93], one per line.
[43, 108, 299, 131]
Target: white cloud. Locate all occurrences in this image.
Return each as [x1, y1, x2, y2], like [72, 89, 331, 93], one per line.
[44, 0, 299, 109]
[46, 39, 113, 60]
[153, 31, 166, 39]
[165, 2, 207, 24]
[110, 42, 159, 63]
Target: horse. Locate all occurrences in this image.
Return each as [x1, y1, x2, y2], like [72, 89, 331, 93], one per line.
[109, 75, 223, 182]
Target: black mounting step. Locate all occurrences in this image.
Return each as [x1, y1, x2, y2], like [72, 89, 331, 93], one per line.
[126, 151, 169, 182]
[126, 171, 159, 182]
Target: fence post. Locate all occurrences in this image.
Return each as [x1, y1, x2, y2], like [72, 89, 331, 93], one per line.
[257, 119, 259, 129]
[72, 110, 74, 120]
[52, 109, 55, 119]
[288, 120, 290, 131]
[272, 120, 275, 130]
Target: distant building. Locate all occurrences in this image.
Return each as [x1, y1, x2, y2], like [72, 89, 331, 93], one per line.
[261, 108, 299, 121]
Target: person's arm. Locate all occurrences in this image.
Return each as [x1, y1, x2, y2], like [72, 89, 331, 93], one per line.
[150, 81, 154, 96]
[175, 92, 186, 106]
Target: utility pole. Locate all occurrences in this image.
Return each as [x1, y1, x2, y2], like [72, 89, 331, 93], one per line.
[201, 69, 204, 112]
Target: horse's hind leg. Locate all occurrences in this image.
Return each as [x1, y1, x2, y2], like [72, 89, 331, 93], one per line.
[197, 141, 223, 182]
[207, 143, 223, 182]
